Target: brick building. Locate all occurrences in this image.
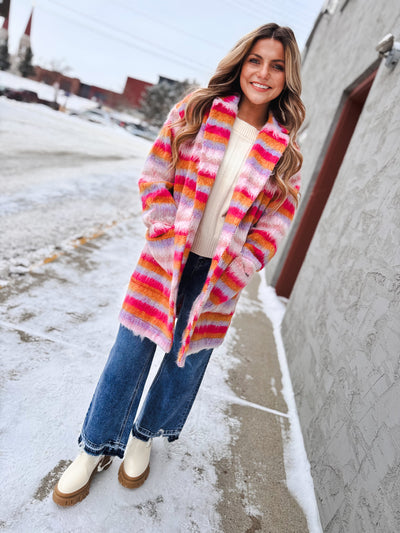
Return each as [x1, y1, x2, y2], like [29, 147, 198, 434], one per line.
[32, 67, 153, 110]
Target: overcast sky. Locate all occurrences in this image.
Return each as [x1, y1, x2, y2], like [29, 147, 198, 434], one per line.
[4, 0, 324, 92]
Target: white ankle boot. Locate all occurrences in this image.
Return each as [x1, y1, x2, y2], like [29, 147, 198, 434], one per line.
[118, 436, 152, 489]
[53, 451, 112, 506]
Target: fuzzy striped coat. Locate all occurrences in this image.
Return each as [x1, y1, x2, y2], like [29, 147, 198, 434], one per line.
[119, 94, 300, 367]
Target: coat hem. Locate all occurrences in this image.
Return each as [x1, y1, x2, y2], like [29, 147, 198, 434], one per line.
[118, 311, 173, 355]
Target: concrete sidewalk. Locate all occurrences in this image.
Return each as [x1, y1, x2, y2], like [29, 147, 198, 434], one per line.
[0, 220, 308, 532]
[215, 278, 307, 532]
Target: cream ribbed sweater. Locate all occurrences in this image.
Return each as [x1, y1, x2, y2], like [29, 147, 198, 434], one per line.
[191, 117, 259, 258]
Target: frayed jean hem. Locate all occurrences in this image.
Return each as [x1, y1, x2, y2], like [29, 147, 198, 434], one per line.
[133, 424, 179, 443]
[78, 432, 126, 459]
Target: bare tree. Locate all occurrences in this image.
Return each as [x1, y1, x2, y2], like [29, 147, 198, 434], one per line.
[46, 58, 74, 75]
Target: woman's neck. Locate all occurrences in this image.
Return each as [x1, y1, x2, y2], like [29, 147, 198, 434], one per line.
[237, 100, 269, 130]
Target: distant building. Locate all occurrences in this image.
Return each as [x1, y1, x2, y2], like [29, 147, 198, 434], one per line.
[1, 0, 155, 110]
[6, 7, 33, 75]
[15, 8, 32, 67]
[32, 66, 153, 109]
[123, 76, 154, 108]
[0, 10, 8, 46]
[33, 66, 81, 95]
[158, 75, 181, 86]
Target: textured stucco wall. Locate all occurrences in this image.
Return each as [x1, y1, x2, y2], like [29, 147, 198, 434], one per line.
[281, 1, 400, 531]
[267, 0, 399, 284]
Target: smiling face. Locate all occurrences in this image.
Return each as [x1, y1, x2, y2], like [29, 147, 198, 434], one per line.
[239, 38, 286, 126]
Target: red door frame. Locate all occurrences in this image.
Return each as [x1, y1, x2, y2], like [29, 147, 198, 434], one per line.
[275, 69, 377, 298]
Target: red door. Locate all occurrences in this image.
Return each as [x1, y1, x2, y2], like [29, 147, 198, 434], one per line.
[275, 69, 377, 298]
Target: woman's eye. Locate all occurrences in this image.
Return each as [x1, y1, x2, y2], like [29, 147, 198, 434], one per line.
[273, 64, 284, 71]
[249, 58, 259, 64]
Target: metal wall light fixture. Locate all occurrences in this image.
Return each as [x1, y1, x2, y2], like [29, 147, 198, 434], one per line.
[376, 33, 400, 69]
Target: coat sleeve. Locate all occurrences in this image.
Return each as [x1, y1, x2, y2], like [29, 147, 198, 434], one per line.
[138, 99, 186, 272]
[206, 171, 301, 308]
[239, 170, 301, 278]
[138, 100, 185, 237]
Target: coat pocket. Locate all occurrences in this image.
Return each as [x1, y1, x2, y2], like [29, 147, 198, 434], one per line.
[205, 255, 256, 309]
[146, 226, 175, 274]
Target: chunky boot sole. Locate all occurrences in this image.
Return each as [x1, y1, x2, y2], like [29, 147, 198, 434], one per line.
[52, 455, 112, 507]
[118, 461, 150, 489]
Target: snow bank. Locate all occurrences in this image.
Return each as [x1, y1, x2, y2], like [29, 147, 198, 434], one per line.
[258, 277, 323, 533]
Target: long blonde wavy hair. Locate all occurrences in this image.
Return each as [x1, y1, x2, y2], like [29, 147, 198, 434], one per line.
[171, 23, 305, 206]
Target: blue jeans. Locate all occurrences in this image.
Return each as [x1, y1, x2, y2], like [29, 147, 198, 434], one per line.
[78, 253, 213, 458]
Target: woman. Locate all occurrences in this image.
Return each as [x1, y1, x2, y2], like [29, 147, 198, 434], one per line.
[53, 22, 305, 506]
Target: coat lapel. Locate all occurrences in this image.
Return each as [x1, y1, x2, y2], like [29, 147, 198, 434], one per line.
[179, 103, 292, 363]
[196, 95, 290, 252]
[193, 95, 238, 213]
[187, 93, 290, 260]
[215, 108, 290, 255]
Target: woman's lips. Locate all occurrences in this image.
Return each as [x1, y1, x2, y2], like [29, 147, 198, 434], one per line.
[250, 82, 271, 91]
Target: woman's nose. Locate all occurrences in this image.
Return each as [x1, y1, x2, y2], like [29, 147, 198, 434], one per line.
[259, 64, 271, 80]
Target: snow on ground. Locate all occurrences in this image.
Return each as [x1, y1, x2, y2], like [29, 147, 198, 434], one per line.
[0, 96, 235, 531]
[0, 96, 151, 281]
[0, 219, 238, 532]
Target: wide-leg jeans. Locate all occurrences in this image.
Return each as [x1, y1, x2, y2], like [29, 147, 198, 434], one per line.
[78, 253, 213, 458]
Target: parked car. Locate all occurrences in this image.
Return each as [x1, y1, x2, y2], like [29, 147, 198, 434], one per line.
[70, 108, 114, 126]
[125, 122, 157, 141]
[0, 85, 10, 96]
[5, 89, 39, 103]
